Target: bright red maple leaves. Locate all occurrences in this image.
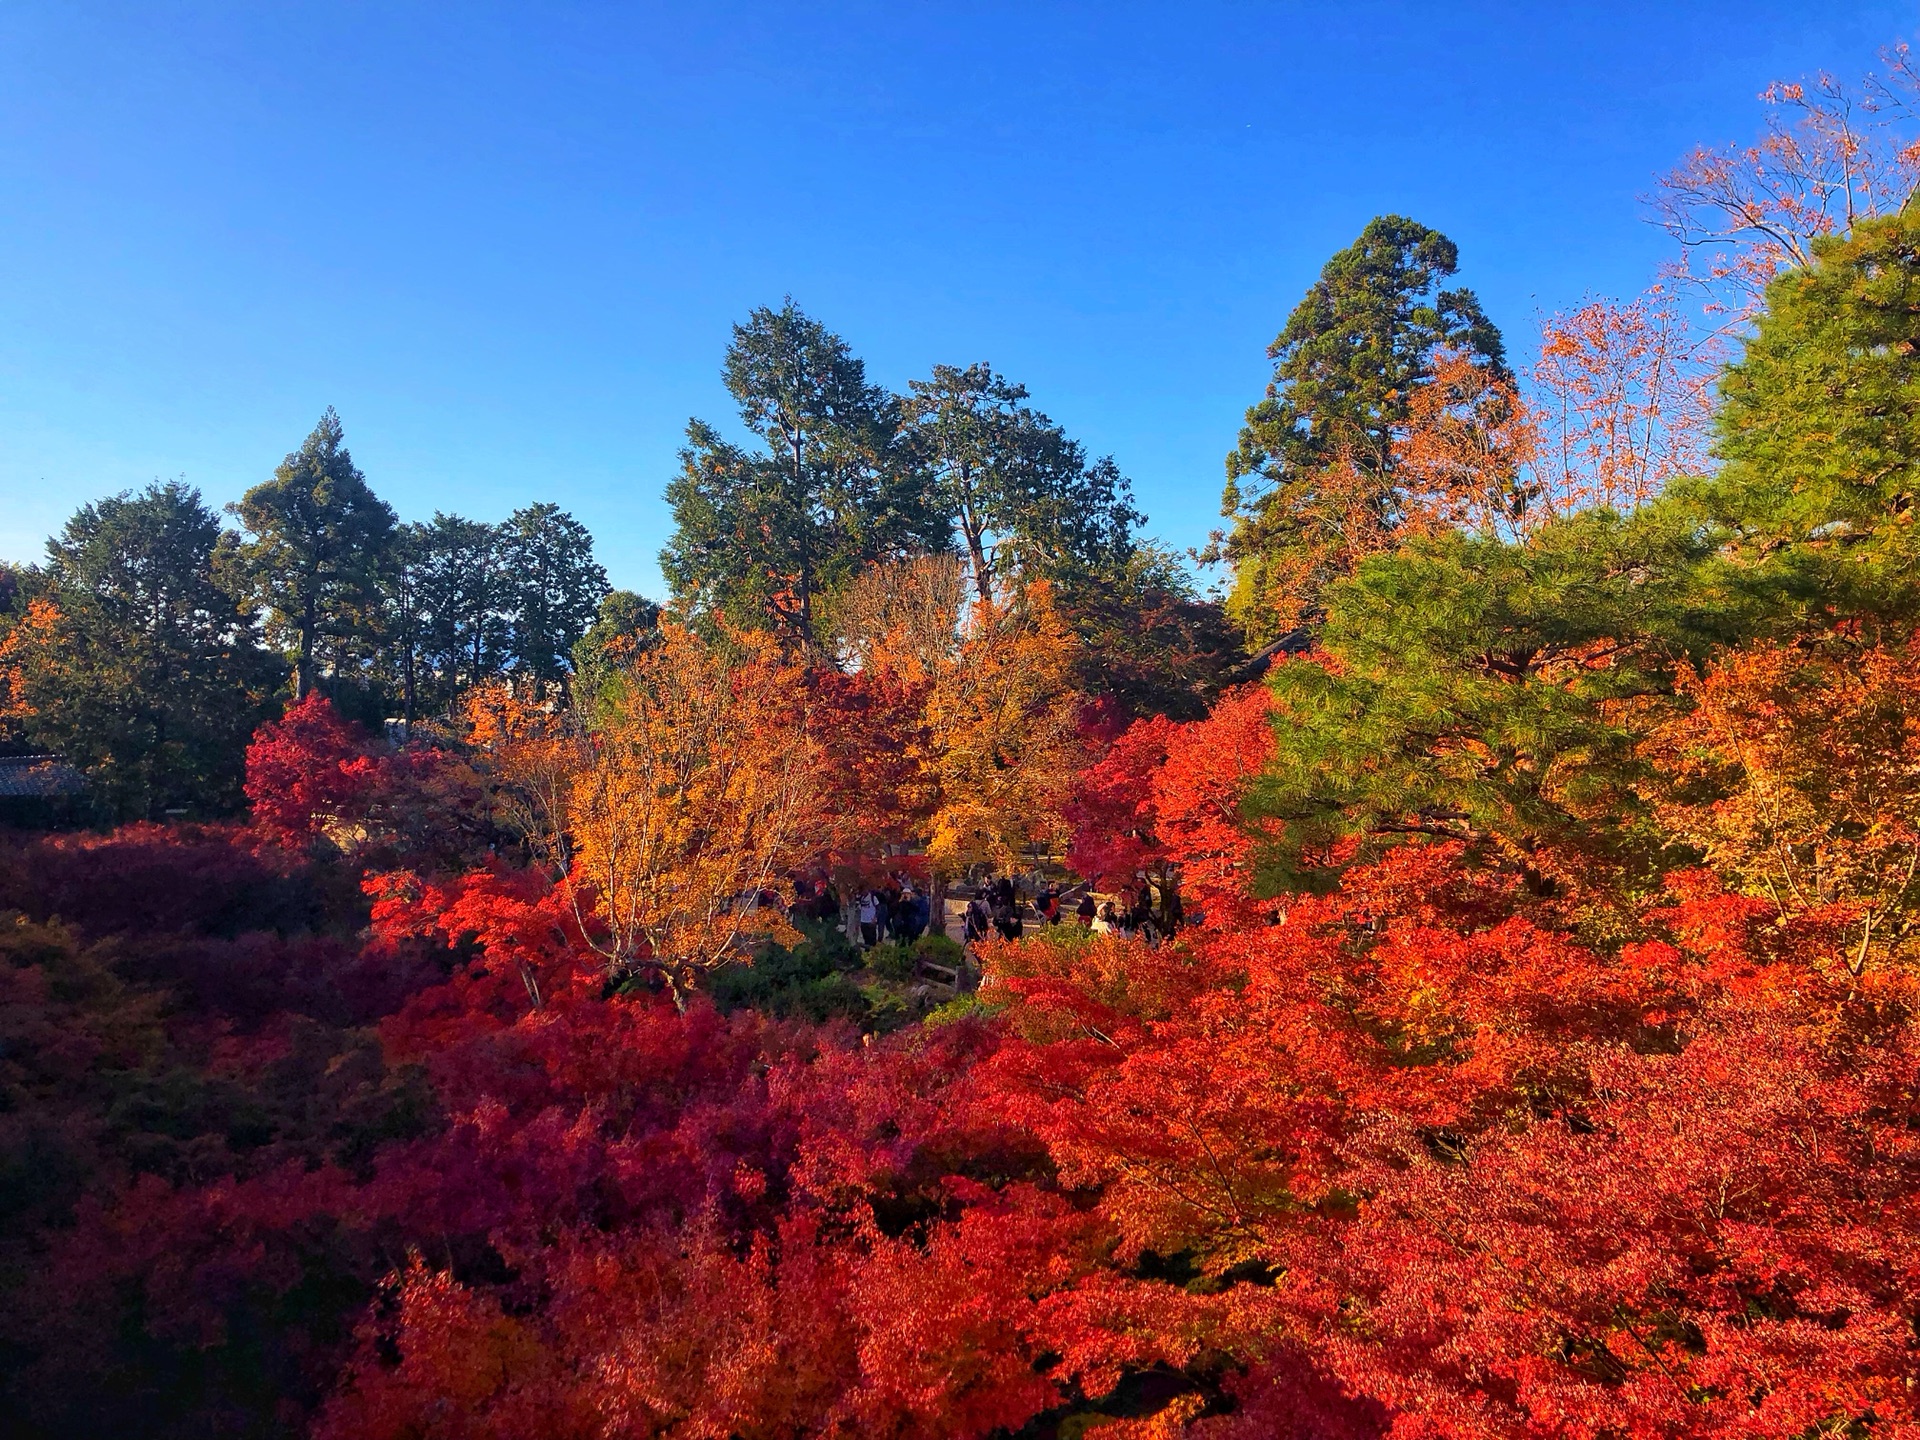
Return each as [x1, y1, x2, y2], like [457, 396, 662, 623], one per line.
[1069, 684, 1281, 927]
[14, 677, 1920, 1440]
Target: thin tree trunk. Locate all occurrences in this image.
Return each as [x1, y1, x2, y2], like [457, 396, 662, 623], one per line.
[402, 640, 416, 733]
[968, 529, 993, 606]
[297, 594, 317, 699]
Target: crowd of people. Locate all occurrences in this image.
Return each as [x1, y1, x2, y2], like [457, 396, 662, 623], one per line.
[791, 871, 1178, 960]
[791, 875, 932, 949]
[962, 875, 1029, 944]
[961, 875, 1176, 947]
[852, 881, 932, 948]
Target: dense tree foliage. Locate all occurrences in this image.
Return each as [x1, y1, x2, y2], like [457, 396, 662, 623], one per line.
[0, 482, 279, 817]
[1218, 215, 1506, 641]
[571, 589, 663, 710]
[3, 411, 609, 795]
[1055, 543, 1246, 722]
[499, 502, 611, 694]
[902, 361, 1144, 603]
[228, 409, 398, 701]
[408, 512, 507, 705]
[13, 41, 1920, 1440]
[662, 301, 945, 647]
[1705, 210, 1920, 623]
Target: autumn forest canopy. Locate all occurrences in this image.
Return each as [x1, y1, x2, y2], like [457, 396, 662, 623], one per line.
[11, 40, 1920, 1440]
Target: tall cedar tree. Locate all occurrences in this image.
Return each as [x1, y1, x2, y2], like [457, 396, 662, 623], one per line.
[500, 503, 609, 694]
[413, 513, 509, 704]
[0, 482, 281, 817]
[1220, 215, 1505, 642]
[229, 409, 397, 699]
[902, 362, 1143, 604]
[662, 301, 945, 647]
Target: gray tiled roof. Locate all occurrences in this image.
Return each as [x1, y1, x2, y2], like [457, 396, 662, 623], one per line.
[0, 755, 88, 798]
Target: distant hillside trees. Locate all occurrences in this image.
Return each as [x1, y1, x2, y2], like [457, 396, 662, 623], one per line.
[660, 299, 1245, 711]
[222, 412, 611, 723]
[0, 482, 281, 818]
[0, 410, 611, 815]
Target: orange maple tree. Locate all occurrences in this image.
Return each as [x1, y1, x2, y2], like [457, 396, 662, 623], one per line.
[1650, 635, 1920, 974]
[922, 582, 1087, 875]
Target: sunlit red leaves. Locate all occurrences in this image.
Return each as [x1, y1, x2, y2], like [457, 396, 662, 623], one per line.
[972, 837, 1920, 1437]
[1067, 712, 1176, 891]
[0, 595, 60, 725]
[1153, 685, 1283, 930]
[244, 692, 383, 845]
[809, 661, 938, 878]
[246, 692, 479, 866]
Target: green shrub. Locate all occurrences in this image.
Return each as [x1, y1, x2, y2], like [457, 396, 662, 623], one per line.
[705, 917, 855, 1015]
[858, 982, 913, 1035]
[790, 916, 857, 974]
[911, 932, 964, 972]
[924, 992, 1004, 1027]
[788, 973, 870, 1023]
[865, 940, 914, 982]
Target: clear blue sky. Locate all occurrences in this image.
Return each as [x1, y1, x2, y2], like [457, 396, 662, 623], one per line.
[1, 2, 1913, 596]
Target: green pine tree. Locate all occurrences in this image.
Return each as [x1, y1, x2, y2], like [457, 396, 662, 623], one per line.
[1700, 208, 1920, 628]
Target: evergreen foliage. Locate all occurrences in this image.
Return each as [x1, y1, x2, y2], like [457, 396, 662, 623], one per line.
[1251, 506, 1748, 895]
[1704, 209, 1920, 624]
[571, 589, 663, 710]
[228, 409, 398, 700]
[2, 482, 280, 817]
[902, 361, 1143, 603]
[499, 502, 609, 692]
[1220, 215, 1506, 640]
[662, 300, 944, 646]
[412, 513, 508, 703]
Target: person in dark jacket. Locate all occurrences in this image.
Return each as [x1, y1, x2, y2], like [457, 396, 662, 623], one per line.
[964, 893, 991, 944]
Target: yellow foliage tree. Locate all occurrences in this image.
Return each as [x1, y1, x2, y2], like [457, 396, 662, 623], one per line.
[473, 622, 824, 1006]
